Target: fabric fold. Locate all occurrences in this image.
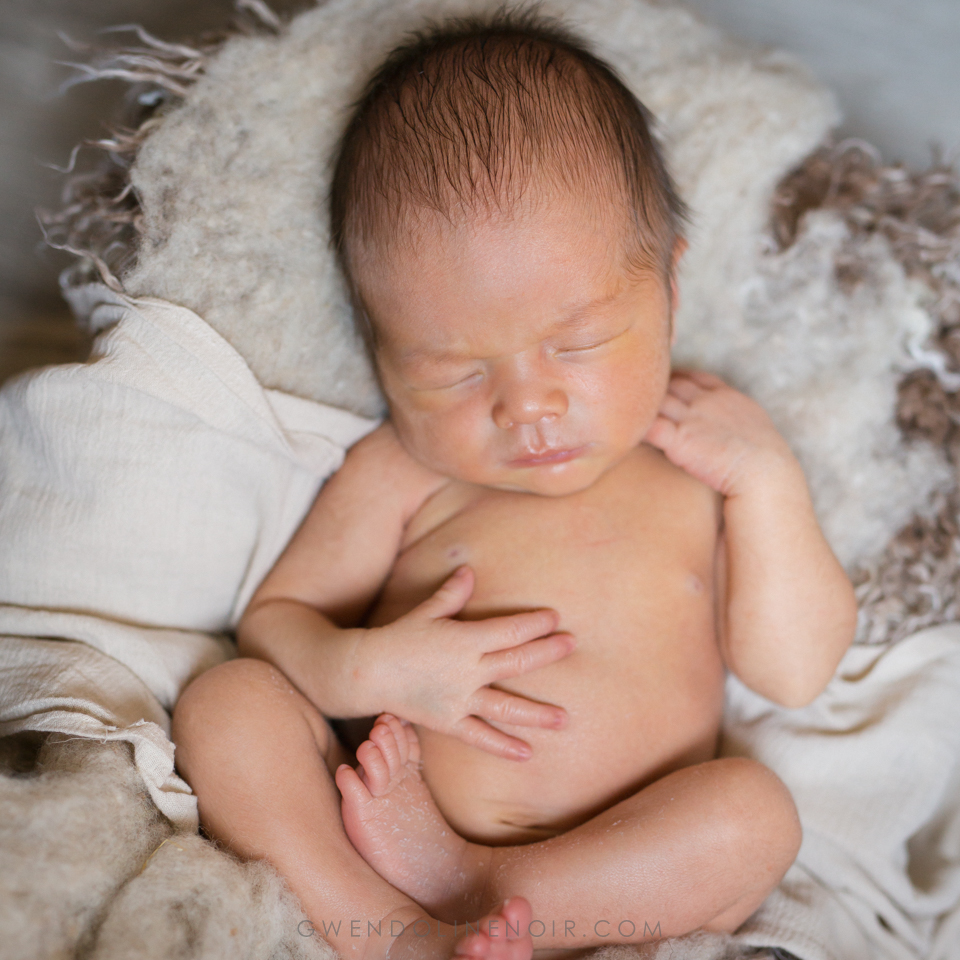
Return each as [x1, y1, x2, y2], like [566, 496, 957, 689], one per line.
[0, 635, 199, 830]
[0, 285, 379, 829]
[725, 624, 960, 960]
[3, 286, 960, 954]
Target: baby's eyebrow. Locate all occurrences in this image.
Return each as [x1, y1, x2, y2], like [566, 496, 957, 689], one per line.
[397, 346, 470, 365]
[555, 287, 624, 327]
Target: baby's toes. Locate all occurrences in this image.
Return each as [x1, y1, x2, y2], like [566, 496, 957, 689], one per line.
[354, 737, 392, 796]
[334, 763, 372, 809]
[497, 897, 532, 942]
[381, 713, 411, 767]
[456, 898, 532, 960]
[401, 718, 422, 766]
[454, 927, 531, 960]
[369, 713, 405, 778]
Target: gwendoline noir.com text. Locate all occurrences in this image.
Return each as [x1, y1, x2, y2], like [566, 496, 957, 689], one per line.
[298, 918, 662, 941]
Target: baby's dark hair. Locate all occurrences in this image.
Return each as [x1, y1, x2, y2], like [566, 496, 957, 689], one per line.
[330, 6, 687, 293]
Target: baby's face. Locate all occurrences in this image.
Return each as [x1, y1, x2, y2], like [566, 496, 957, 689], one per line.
[359, 194, 679, 496]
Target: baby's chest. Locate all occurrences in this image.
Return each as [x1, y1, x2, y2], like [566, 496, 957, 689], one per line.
[372, 449, 720, 659]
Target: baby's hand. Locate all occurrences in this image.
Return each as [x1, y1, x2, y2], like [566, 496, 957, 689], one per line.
[644, 370, 798, 498]
[355, 566, 574, 761]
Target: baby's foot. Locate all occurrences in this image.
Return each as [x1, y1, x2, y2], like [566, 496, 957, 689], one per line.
[335, 714, 490, 919]
[384, 898, 534, 960]
[454, 896, 534, 960]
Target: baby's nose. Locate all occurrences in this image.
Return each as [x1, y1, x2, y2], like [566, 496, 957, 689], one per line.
[492, 377, 568, 430]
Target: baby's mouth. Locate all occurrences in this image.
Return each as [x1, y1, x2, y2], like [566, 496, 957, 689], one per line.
[507, 445, 588, 468]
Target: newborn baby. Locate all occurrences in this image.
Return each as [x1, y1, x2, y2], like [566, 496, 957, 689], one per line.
[173, 11, 857, 960]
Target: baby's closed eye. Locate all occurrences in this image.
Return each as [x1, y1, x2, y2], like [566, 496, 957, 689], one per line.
[403, 360, 484, 391]
[551, 321, 632, 358]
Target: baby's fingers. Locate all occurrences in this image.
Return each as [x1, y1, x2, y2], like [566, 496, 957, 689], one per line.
[683, 369, 726, 390]
[644, 414, 678, 451]
[470, 686, 567, 730]
[667, 375, 702, 404]
[474, 608, 561, 653]
[451, 715, 532, 761]
[656, 393, 689, 424]
[482, 632, 575, 681]
[416, 565, 475, 620]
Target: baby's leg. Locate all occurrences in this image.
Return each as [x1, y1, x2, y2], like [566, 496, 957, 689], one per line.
[484, 756, 801, 945]
[172, 659, 536, 960]
[340, 717, 800, 949]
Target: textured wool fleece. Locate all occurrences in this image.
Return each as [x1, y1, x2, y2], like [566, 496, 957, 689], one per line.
[121, 0, 950, 573]
[6, 3, 956, 959]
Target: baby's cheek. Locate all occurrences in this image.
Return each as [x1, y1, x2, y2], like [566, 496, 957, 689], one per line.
[597, 360, 665, 434]
[412, 403, 493, 477]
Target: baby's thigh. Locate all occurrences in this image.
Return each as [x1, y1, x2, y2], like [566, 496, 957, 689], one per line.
[173, 658, 352, 785]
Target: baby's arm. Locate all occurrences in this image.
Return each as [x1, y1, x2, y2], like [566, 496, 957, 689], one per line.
[237, 423, 574, 759]
[645, 371, 858, 707]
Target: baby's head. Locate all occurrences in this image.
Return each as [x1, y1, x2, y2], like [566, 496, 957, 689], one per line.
[331, 8, 687, 495]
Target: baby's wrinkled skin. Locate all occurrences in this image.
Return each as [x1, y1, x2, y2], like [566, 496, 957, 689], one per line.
[172, 188, 858, 960]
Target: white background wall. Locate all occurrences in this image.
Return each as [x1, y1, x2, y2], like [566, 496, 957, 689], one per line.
[0, 0, 957, 318]
[681, 0, 960, 168]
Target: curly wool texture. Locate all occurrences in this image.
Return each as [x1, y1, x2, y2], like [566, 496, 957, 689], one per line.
[762, 142, 960, 644]
[20, 2, 960, 958]
[116, 0, 952, 572]
[91, 833, 334, 960]
[0, 737, 172, 960]
[0, 737, 769, 960]
[697, 208, 951, 571]
[125, 0, 839, 423]
[0, 735, 335, 960]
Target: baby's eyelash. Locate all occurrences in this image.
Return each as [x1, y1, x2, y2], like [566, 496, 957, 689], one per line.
[556, 338, 609, 355]
[430, 370, 482, 390]
[555, 324, 631, 356]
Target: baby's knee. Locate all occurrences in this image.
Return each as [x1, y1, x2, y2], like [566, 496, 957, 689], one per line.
[172, 657, 343, 783]
[714, 757, 802, 868]
[172, 657, 292, 748]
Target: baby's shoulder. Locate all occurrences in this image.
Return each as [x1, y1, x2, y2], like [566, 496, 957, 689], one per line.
[615, 444, 723, 525]
[344, 420, 411, 471]
[341, 422, 450, 522]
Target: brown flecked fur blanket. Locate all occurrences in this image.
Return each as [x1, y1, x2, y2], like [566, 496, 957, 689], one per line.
[3, 1, 960, 958]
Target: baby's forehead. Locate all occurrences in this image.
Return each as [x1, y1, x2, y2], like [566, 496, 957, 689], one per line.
[355, 176, 640, 280]
[356, 205, 667, 359]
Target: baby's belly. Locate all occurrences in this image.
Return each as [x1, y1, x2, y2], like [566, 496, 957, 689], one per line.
[414, 647, 724, 845]
[368, 454, 726, 845]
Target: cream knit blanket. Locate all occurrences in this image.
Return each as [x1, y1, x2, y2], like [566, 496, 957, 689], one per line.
[2, 285, 960, 959]
[0, 285, 377, 830]
[721, 625, 960, 960]
[3, 0, 960, 956]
